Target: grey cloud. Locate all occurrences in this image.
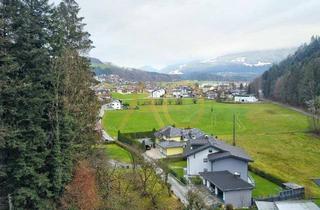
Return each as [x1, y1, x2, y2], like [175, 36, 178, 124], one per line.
[50, 0, 320, 68]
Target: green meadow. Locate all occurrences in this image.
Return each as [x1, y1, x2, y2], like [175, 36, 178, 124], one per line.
[102, 98, 320, 198]
[111, 92, 148, 100]
[103, 144, 133, 164]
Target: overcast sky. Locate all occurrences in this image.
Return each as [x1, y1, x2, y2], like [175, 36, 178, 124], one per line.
[51, 0, 320, 69]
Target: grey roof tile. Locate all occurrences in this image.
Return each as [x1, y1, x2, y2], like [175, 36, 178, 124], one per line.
[199, 171, 254, 191]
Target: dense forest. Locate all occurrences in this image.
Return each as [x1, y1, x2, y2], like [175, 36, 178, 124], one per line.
[0, 0, 99, 209]
[249, 36, 320, 107]
[0, 1, 184, 210]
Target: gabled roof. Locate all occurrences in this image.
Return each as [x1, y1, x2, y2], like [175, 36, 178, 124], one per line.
[181, 128, 206, 140]
[154, 126, 182, 138]
[184, 136, 252, 162]
[157, 141, 185, 149]
[255, 200, 320, 210]
[199, 171, 254, 192]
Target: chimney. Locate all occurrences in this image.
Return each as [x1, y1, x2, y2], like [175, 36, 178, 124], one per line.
[234, 172, 240, 178]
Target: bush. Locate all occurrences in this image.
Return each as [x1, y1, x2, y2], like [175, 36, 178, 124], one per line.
[226, 204, 233, 210]
[169, 169, 178, 178]
[190, 176, 202, 185]
[249, 165, 285, 186]
[179, 177, 187, 185]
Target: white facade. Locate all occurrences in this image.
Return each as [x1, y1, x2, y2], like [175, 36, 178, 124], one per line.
[152, 89, 165, 98]
[212, 158, 248, 181]
[234, 96, 258, 103]
[187, 147, 218, 175]
[108, 100, 122, 110]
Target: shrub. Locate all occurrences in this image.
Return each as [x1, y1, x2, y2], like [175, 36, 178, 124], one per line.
[249, 165, 285, 186]
[226, 204, 233, 210]
[179, 177, 187, 185]
[190, 176, 202, 185]
[60, 161, 100, 210]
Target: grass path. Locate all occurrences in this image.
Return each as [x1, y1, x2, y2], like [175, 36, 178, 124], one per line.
[150, 104, 165, 128]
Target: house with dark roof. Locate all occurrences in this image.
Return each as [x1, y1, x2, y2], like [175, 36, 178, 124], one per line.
[184, 136, 252, 180]
[154, 126, 183, 142]
[154, 126, 207, 157]
[200, 171, 254, 208]
[157, 141, 185, 156]
[154, 126, 206, 142]
[184, 136, 254, 208]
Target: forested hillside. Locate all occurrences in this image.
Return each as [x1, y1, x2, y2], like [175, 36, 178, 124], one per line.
[0, 0, 99, 209]
[250, 36, 320, 107]
[92, 61, 179, 82]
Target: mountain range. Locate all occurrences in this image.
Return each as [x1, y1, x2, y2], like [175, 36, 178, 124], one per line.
[90, 59, 178, 82]
[90, 48, 296, 82]
[159, 48, 296, 81]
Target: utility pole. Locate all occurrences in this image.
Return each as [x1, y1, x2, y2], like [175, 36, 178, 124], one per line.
[233, 113, 236, 146]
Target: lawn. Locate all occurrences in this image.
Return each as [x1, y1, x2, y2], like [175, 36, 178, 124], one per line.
[250, 172, 282, 198]
[167, 160, 187, 179]
[166, 159, 281, 198]
[103, 144, 133, 164]
[102, 99, 320, 197]
[111, 92, 148, 100]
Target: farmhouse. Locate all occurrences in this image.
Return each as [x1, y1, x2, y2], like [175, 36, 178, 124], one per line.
[157, 141, 185, 156]
[200, 171, 254, 209]
[151, 89, 165, 98]
[172, 86, 193, 98]
[154, 126, 206, 142]
[234, 95, 258, 103]
[154, 126, 183, 141]
[184, 136, 254, 208]
[107, 99, 123, 110]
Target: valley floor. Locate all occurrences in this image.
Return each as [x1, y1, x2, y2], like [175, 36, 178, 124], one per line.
[102, 98, 320, 198]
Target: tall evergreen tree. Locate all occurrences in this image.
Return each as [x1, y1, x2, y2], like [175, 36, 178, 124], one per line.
[1, 0, 56, 208]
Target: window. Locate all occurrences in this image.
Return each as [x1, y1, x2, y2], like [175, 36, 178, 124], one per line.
[209, 149, 212, 153]
[203, 158, 208, 162]
[204, 168, 208, 172]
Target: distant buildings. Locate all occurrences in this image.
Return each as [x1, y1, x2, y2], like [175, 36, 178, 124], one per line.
[172, 86, 193, 98]
[151, 89, 165, 98]
[107, 100, 123, 110]
[234, 95, 258, 103]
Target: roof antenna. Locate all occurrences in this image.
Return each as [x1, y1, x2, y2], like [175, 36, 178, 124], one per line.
[233, 113, 236, 146]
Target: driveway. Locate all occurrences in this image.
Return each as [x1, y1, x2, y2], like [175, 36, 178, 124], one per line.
[145, 148, 164, 159]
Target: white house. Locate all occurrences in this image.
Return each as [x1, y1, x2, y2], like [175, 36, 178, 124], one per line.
[107, 100, 122, 110]
[234, 95, 258, 103]
[184, 136, 254, 208]
[184, 136, 252, 181]
[151, 89, 165, 98]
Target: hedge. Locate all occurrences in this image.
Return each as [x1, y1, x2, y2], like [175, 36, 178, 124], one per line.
[249, 165, 286, 186]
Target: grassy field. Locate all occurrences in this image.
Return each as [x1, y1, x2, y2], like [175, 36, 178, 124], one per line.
[167, 160, 187, 179]
[111, 92, 148, 100]
[103, 144, 133, 163]
[250, 172, 282, 198]
[102, 98, 320, 198]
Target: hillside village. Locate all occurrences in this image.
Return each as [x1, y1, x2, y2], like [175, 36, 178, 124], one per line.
[2, 1, 320, 210]
[92, 57, 320, 209]
[93, 77, 259, 110]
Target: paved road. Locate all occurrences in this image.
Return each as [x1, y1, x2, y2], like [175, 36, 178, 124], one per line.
[142, 153, 189, 205]
[167, 174, 189, 205]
